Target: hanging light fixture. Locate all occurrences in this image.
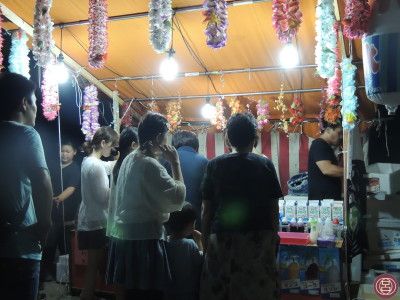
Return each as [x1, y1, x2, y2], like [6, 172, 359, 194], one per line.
[51, 27, 69, 83]
[160, 16, 178, 80]
[279, 42, 299, 69]
[160, 46, 178, 80]
[201, 96, 216, 119]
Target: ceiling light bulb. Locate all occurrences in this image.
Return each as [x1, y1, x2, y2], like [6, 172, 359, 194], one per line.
[202, 103, 216, 119]
[49, 54, 69, 83]
[160, 56, 178, 81]
[280, 43, 299, 69]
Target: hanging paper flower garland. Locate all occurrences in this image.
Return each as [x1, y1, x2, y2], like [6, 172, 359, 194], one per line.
[88, 0, 108, 68]
[272, 0, 303, 43]
[229, 97, 245, 115]
[340, 58, 358, 130]
[211, 98, 226, 130]
[274, 84, 289, 133]
[0, 6, 4, 70]
[148, 100, 160, 113]
[81, 85, 100, 141]
[256, 99, 270, 130]
[289, 96, 305, 125]
[9, 31, 31, 79]
[41, 63, 60, 121]
[121, 102, 133, 127]
[315, 0, 337, 78]
[33, 0, 55, 67]
[149, 0, 172, 53]
[166, 99, 182, 133]
[342, 0, 370, 39]
[324, 65, 342, 124]
[203, 0, 228, 49]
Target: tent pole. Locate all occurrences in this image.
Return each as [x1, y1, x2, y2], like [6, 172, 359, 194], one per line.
[123, 86, 365, 102]
[54, 0, 272, 28]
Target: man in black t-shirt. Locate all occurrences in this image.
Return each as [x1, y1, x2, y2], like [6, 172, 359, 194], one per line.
[308, 120, 344, 200]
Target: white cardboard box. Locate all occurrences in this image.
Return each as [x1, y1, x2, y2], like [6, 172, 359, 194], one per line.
[366, 220, 400, 252]
[366, 163, 400, 195]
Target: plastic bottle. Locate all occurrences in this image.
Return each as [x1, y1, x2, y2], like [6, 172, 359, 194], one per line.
[333, 218, 339, 236]
[297, 218, 305, 233]
[323, 218, 334, 238]
[281, 216, 289, 232]
[278, 213, 283, 232]
[290, 218, 298, 232]
[317, 218, 323, 237]
[310, 219, 318, 244]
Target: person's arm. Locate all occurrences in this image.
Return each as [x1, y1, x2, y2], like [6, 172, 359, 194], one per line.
[192, 229, 203, 252]
[54, 187, 76, 204]
[88, 163, 110, 206]
[28, 168, 53, 245]
[159, 145, 184, 183]
[316, 160, 344, 177]
[201, 200, 215, 252]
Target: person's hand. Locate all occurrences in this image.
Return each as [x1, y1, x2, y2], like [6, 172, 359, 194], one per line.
[159, 145, 179, 165]
[192, 230, 202, 243]
[53, 196, 64, 208]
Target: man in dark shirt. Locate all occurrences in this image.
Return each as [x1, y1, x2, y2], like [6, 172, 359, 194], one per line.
[308, 120, 344, 200]
[164, 130, 208, 229]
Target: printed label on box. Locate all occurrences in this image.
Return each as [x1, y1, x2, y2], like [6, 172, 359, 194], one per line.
[284, 201, 296, 220]
[321, 283, 341, 293]
[297, 201, 308, 220]
[282, 279, 301, 289]
[300, 280, 320, 290]
[319, 205, 332, 221]
[308, 204, 319, 220]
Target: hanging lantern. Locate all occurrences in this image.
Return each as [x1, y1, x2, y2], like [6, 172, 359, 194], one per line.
[362, 0, 400, 114]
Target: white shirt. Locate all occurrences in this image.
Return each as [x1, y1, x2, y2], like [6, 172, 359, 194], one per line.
[111, 150, 186, 240]
[78, 157, 111, 231]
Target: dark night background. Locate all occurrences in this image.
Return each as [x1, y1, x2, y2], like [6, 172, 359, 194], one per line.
[2, 30, 116, 186]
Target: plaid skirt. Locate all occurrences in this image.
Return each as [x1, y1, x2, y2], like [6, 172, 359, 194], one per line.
[200, 230, 280, 300]
[106, 237, 171, 291]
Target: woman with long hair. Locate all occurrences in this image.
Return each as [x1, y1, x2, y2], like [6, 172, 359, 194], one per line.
[106, 113, 186, 300]
[77, 126, 118, 300]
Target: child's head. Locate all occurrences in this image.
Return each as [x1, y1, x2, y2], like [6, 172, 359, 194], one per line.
[169, 203, 197, 236]
[61, 140, 77, 165]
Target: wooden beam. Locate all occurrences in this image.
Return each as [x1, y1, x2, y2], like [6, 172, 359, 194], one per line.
[0, 2, 142, 123]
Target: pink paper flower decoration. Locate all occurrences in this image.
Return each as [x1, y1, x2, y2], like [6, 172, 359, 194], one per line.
[343, 0, 371, 39]
[33, 0, 55, 67]
[88, 0, 108, 68]
[41, 64, 60, 121]
[272, 0, 303, 42]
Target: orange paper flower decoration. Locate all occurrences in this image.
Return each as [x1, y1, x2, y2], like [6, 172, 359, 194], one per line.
[166, 99, 182, 132]
[210, 98, 226, 131]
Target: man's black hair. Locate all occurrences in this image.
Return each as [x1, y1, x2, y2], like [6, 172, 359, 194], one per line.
[321, 119, 342, 133]
[227, 112, 258, 149]
[171, 130, 199, 151]
[0, 72, 36, 120]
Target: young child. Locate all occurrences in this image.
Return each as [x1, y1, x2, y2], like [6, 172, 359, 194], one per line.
[166, 203, 203, 300]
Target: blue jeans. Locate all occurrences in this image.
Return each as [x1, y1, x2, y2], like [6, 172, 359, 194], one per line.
[0, 257, 40, 300]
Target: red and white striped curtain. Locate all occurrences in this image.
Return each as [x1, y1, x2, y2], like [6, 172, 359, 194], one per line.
[167, 131, 369, 196]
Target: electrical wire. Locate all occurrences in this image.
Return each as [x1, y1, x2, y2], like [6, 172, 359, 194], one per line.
[173, 14, 220, 95]
[65, 28, 149, 105]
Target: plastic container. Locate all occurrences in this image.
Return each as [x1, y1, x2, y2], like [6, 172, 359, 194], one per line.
[297, 218, 305, 233]
[310, 219, 318, 244]
[278, 232, 311, 245]
[281, 216, 289, 232]
[289, 218, 298, 232]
